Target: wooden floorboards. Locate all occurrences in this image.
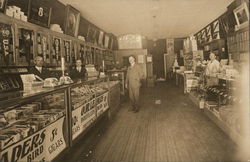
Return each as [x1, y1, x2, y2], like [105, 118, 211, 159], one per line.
[64, 82, 239, 162]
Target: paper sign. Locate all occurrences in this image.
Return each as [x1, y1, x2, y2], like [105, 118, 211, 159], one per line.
[138, 55, 144, 64]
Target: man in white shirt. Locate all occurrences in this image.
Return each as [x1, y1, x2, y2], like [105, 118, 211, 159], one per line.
[205, 52, 220, 76]
[28, 56, 51, 80]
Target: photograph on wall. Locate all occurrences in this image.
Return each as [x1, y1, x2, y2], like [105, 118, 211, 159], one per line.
[206, 25, 212, 42]
[64, 5, 80, 37]
[233, 2, 249, 30]
[28, 0, 52, 28]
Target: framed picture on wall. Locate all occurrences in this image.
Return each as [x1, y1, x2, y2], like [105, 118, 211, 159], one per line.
[0, 0, 7, 12]
[98, 31, 104, 46]
[64, 5, 80, 37]
[28, 0, 52, 28]
[233, 2, 249, 31]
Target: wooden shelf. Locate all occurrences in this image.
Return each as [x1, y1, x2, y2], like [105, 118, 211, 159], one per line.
[0, 13, 114, 69]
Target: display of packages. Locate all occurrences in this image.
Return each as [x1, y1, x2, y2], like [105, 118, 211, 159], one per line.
[5, 6, 28, 21]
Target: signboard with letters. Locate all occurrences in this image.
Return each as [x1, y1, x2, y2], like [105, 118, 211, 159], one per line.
[72, 99, 97, 140]
[0, 117, 66, 162]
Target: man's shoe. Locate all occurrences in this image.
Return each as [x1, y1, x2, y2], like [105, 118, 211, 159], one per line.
[133, 109, 139, 113]
[128, 108, 135, 111]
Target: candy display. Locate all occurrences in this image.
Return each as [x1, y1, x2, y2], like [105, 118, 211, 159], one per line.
[0, 93, 65, 150]
[5, 6, 28, 22]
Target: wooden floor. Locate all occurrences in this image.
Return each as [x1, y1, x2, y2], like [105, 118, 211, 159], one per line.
[62, 82, 239, 162]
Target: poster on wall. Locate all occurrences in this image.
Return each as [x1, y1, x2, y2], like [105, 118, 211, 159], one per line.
[63, 40, 71, 63]
[98, 31, 104, 46]
[104, 34, 109, 48]
[37, 33, 49, 64]
[28, 0, 52, 28]
[0, 22, 14, 66]
[52, 37, 61, 65]
[118, 34, 142, 49]
[206, 25, 212, 42]
[166, 38, 174, 54]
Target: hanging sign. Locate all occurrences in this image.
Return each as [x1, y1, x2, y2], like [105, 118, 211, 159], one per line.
[0, 23, 14, 65]
[63, 40, 71, 63]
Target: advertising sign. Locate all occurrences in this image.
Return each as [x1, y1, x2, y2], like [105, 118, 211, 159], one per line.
[97, 92, 109, 117]
[0, 129, 46, 162]
[0, 117, 67, 162]
[72, 99, 97, 140]
[72, 107, 82, 140]
[44, 117, 66, 161]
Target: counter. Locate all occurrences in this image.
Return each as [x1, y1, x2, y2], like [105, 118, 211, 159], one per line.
[0, 77, 120, 162]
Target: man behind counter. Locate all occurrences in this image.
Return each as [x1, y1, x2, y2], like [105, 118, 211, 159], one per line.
[28, 56, 51, 80]
[69, 59, 87, 81]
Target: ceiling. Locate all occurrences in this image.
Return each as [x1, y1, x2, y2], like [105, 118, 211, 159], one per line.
[59, 0, 234, 39]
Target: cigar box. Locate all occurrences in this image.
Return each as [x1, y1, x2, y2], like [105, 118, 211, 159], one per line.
[0, 115, 8, 128]
[13, 125, 30, 138]
[3, 110, 17, 124]
[0, 129, 21, 149]
[0, 135, 12, 150]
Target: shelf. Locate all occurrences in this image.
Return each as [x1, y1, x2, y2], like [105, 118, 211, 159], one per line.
[0, 13, 114, 68]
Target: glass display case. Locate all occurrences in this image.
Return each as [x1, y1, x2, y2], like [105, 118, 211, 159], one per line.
[0, 86, 69, 162]
[107, 69, 126, 95]
[68, 78, 110, 145]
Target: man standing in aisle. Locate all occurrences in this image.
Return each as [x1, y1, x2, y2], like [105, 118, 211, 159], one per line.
[125, 56, 143, 113]
[28, 56, 51, 80]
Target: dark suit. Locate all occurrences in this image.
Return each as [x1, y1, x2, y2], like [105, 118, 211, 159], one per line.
[69, 66, 87, 80]
[28, 66, 51, 80]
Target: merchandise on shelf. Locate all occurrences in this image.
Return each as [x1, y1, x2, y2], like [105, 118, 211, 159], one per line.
[85, 64, 99, 78]
[50, 24, 64, 33]
[5, 6, 27, 22]
[0, 99, 65, 151]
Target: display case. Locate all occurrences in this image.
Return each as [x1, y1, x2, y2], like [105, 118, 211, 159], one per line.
[0, 13, 114, 69]
[68, 78, 110, 145]
[0, 85, 70, 162]
[107, 70, 126, 95]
